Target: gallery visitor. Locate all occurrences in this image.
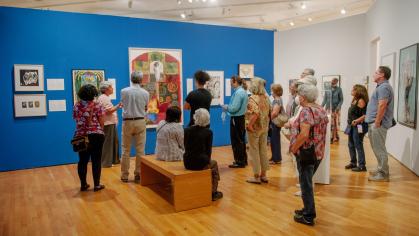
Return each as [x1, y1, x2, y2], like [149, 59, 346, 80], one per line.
[269, 83, 285, 164]
[222, 75, 249, 168]
[184, 70, 212, 127]
[321, 78, 343, 143]
[98, 81, 122, 168]
[289, 84, 328, 226]
[365, 66, 395, 182]
[345, 84, 369, 172]
[183, 108, 223, 201]
[120, 71, 150, 183]
[72, 84, 106, 192]
[155, 106, 184, 162]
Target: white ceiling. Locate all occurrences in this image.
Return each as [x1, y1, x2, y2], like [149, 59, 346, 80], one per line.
[0, 0, 375, 31]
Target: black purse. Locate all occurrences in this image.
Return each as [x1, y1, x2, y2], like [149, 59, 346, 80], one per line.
[71, 136, 89, 152]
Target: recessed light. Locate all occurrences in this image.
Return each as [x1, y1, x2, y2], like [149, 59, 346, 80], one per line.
[301, 3, 306, 9]
[290, 21, 295, 26]
[341, 8, 346, 14]
[308, 17, 312, 22]
[202, 0, 207, 2]
[180, 13, 186, 18]
[177, 0, 182, 5]
[188, 0, 192, 3]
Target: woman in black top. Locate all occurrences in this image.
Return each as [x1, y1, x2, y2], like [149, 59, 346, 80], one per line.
[346, 85, 369, 172]
[184, 108, 222, 201]
[184, 70, 212, 127]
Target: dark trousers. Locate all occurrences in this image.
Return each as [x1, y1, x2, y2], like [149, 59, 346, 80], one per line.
[296, 153, 322, 221]
[348, 126, 366, 167]
[230, 115, 247, 166]
[208, 160, 220, 193]
[270, 123, 282, 162]
[78, 133, 105, 187]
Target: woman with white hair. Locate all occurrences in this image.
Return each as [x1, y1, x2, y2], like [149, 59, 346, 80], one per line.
[245, 77, 271, 184]
[98, 81, 122, 168]
[183, 108, 223, 201]
[289, 84, 328, 226]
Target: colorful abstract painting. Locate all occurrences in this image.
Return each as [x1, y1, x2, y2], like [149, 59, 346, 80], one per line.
[129, 48, 183, 128]
[72, 69, 105, 104]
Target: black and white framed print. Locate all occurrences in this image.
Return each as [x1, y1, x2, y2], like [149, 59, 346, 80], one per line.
[14, 94, 47, 117]
[14, 64, 44, 92]
[239, 64, 254, 79]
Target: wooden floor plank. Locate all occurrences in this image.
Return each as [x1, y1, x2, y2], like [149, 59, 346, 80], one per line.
[1, 134, 418, 235]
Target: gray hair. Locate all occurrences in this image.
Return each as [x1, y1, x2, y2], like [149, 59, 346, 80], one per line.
[303, 68, 315, 76]
[131, 71, 143, 84]
[193, 108, 210, 127]
[249, 77, 266, 95]
[297, 84, 318, 103]
[99, 81, 113, 93]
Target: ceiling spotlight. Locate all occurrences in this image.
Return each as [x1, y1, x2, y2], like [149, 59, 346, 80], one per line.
[341, 8, 346, 14]
[202, 0, 207, 2]
[180, 13, 186, 18]
[188, 0, 192, 3]
[290, 21, 295, 26]
[177, 0, 181, 5]
[210, 0, 217, 2]
[308, 17, 312, 22]
[301, 3, 306, 9]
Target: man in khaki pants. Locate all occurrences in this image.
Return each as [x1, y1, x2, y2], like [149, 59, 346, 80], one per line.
[120, 71, 149, 183]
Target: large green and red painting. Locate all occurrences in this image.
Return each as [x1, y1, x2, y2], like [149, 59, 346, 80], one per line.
[129, 48, 183, 128]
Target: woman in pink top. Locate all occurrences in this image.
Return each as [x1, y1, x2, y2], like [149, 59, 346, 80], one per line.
[98, 81, 122, 168]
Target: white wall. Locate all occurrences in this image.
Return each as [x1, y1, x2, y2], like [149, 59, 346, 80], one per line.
[278, 14, 367, 131]
[366, 0, 419, 175]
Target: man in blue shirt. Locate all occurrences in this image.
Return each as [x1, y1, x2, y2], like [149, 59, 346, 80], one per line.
[321, 78, 343, 143]
[120, 71, 150, 183]
[222, 76, 249, 168]
[365, 66, 394, 182]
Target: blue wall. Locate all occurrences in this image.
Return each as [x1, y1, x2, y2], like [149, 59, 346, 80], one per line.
[0, 7, 274, 171]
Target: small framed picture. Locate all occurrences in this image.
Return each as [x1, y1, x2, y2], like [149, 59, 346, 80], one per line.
[321, 75, 341, 91]
[239, 64, 254, 79]
[14, 64, 44, 91]
[14, 94, 47, 117]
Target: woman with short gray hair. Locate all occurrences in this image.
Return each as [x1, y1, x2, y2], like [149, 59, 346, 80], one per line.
[97, 81, 122, 168]
[183, 108, 223, 201]
[289, 84, 328, 226]
[245, 77, 271, 184]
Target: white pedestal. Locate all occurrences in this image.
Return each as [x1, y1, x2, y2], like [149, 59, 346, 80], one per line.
[313, 114, 331, 184]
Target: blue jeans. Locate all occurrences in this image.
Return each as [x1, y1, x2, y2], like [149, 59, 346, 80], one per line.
[347, 126, 366, 167]
[270, 123, 282, 162]
[296, 153, 321, 221]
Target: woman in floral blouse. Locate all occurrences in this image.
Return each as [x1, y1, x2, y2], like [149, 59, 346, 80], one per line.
[73, 84, 105, 192]
[290, 84, 328, 226]
[245, 77, 271, 184]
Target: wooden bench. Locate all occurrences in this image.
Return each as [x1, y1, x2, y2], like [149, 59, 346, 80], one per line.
[140, 155, 212, 212]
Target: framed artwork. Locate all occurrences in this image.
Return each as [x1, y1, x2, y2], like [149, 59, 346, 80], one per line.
[14, 94, 47, 117]
[72, 69, 105, 104]
[14, 64, 44, 91]
[321, 75, 341, 91]
[239, 64, 254, 79]
[397, 43, 418, 129]
[205, 71, 224, 106]
[381, 52, 397, 88]
[129, 48, 183, 128]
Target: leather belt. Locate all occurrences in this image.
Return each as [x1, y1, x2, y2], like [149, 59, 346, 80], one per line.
[123, 117, 144, 121]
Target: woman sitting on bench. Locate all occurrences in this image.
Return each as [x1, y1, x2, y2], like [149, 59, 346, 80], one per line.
[183, 108, 223, 201]
[155, 106, 184, 162]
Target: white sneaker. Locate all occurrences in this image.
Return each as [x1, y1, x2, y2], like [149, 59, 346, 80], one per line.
[294, 191, 302, 196]
[246, 177, 261, 184]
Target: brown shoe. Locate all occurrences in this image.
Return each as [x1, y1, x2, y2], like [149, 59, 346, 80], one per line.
[345, 163, 356, 169]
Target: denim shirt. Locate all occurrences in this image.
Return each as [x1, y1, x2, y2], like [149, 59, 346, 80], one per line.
[227, 86, 248, 116]
[321, 86, 343, 111]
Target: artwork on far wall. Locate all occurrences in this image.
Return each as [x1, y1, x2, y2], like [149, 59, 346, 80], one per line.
[129, 48, 183, 128]
[72, 69, 105, 104]
[205, 71, 224, 106]
[14, 64, 44, 91]
[14, 94, 47, 117]
[397, 43, 418, 129]
[381, 52, 397, 88]
[239, 64, 254, 79]
[321, 75, 341, 91]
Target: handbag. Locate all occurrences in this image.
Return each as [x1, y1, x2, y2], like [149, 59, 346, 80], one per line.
[71, 135, 89, 152]
[272, 112, 289, 127]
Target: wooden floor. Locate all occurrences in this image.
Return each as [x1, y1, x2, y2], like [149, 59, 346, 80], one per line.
[1, 134, 419, 235]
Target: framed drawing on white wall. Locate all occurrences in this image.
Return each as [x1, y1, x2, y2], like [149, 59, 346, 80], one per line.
[14, 94, 47, 117]
[381, 52, 397, 88]
[14, 64, 44, 91]
[239, 64, 254, 79]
